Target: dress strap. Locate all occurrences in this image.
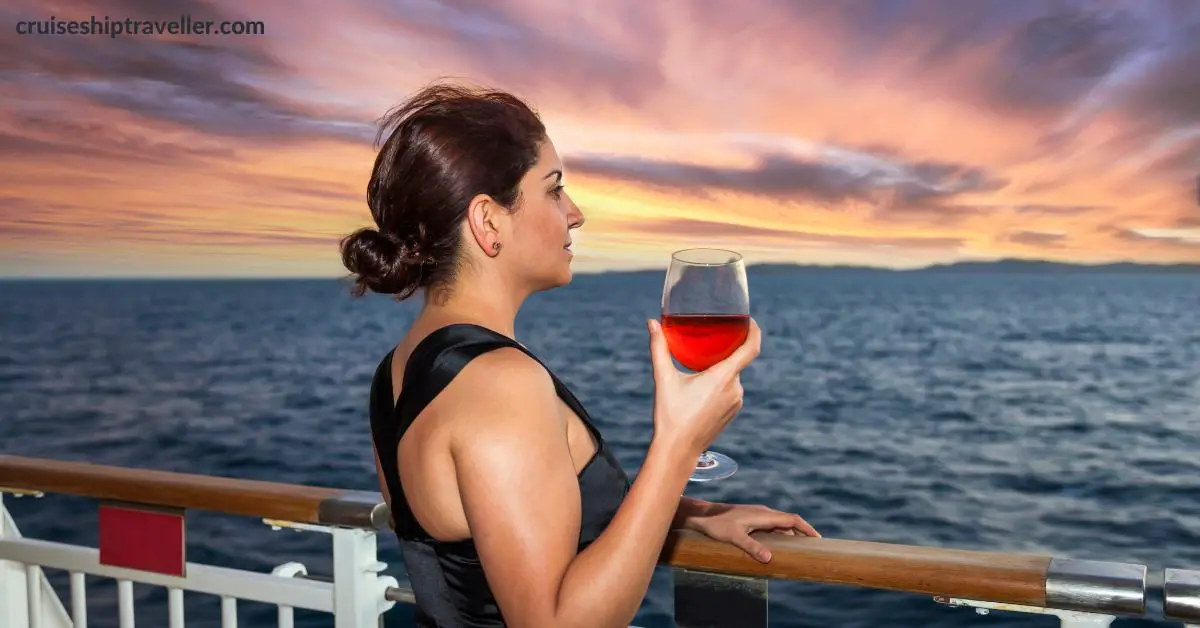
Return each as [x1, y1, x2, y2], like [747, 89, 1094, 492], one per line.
[370, 323, 601, 541]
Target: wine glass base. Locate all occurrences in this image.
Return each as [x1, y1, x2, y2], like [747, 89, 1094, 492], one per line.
[689, 450, 738, 482]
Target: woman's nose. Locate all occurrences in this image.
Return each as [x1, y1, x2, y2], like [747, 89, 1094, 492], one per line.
[568, 198, 585, 229]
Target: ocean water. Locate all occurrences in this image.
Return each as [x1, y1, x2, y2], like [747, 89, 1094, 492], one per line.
[1, 271, 1198, 628]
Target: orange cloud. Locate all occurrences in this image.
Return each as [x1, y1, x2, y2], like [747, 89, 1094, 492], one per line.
[1, 0, 1197, 277]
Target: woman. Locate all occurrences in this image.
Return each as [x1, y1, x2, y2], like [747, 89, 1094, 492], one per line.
[341, 81, 819, 628]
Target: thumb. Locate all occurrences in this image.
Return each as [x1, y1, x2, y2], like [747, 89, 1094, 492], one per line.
[646, 319, 676, 379]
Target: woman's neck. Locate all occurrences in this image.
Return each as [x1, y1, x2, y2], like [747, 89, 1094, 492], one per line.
[421, 274, 528, 338]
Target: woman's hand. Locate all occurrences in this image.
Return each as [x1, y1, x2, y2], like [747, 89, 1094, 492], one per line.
[679, 501, 820, 563]
[646, 318, 761, 457]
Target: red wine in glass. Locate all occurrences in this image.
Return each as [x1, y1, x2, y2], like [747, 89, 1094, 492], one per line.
[660, 314, 750, 371]
[660, 248, 750, 482]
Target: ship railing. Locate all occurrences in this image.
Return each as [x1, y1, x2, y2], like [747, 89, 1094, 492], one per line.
[0, 454, 1196, 628]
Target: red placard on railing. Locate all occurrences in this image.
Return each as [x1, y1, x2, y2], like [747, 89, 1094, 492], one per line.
[98, 501, 186, 577]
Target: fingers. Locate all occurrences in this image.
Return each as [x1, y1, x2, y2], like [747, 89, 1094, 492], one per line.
[730, 532, 772, 563]
[748, 510, 801, 531]
[791, 514, 821, 538]
[646, 319, 676, 381]
[721, 403, 741, 424]
[750, 511, 821, 538]
[720, 381, 744, 423]
[712, 318, 762, 380]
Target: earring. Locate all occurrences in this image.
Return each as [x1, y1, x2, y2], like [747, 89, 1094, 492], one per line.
[492, 242, 502, 252]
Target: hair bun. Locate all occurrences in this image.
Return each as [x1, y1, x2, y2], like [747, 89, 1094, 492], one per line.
[341, 81, 547, 301]
[339, 228, 423, 298]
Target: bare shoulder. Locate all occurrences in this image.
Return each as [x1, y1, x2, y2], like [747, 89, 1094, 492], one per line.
[445, 346, 560, 435]
[460, 346, 554, 392]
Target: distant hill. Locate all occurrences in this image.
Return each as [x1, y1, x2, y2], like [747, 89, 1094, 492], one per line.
[915, 259, 1199, 274]
[738, 259, 1200, 275]
[743, 263, 897, 274]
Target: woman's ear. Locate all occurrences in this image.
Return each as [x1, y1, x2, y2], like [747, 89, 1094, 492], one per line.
[465, 193, 505, 257]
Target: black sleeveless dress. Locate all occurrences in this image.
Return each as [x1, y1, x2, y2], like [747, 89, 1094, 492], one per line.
[369, 323, 631, 627]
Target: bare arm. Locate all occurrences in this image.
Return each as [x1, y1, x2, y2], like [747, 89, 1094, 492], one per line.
[451, 349, 697, 628]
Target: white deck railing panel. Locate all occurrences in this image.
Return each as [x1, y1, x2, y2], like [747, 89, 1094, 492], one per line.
[0, 536, 336, 612]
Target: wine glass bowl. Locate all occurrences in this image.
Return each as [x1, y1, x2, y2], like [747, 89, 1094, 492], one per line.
[660, 248, 749, 482]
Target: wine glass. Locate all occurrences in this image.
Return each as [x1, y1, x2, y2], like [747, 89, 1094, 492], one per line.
[660, 248, 750, 482]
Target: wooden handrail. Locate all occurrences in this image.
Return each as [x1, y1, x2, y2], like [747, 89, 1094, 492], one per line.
[0, 455, 1145, 614]
[662, 529, 1048, 605]
[0, 455, 372, 527]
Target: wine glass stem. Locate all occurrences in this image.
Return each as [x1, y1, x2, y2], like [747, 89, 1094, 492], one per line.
[696, 451, 715, 468]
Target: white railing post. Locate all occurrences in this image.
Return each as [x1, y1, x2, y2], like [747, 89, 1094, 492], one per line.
[331, 526, 398, 628]
[167, 587, 183, 628]
[26, 563, 43, 628]
[117, 579, 134, 628]
[221, 595, 237, 627]
[70, 571, 88, 628]
[271, 561, 309, 628]
[0, 492, 25, 628]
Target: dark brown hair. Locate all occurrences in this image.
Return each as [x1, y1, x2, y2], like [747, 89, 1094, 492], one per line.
[340, 81, 547, 299]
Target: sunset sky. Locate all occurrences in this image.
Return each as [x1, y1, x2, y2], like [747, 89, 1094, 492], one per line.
[2, 0, 1198, 278]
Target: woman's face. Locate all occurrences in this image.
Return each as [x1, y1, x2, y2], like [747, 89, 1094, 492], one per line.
[506, 139, 585, 291]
